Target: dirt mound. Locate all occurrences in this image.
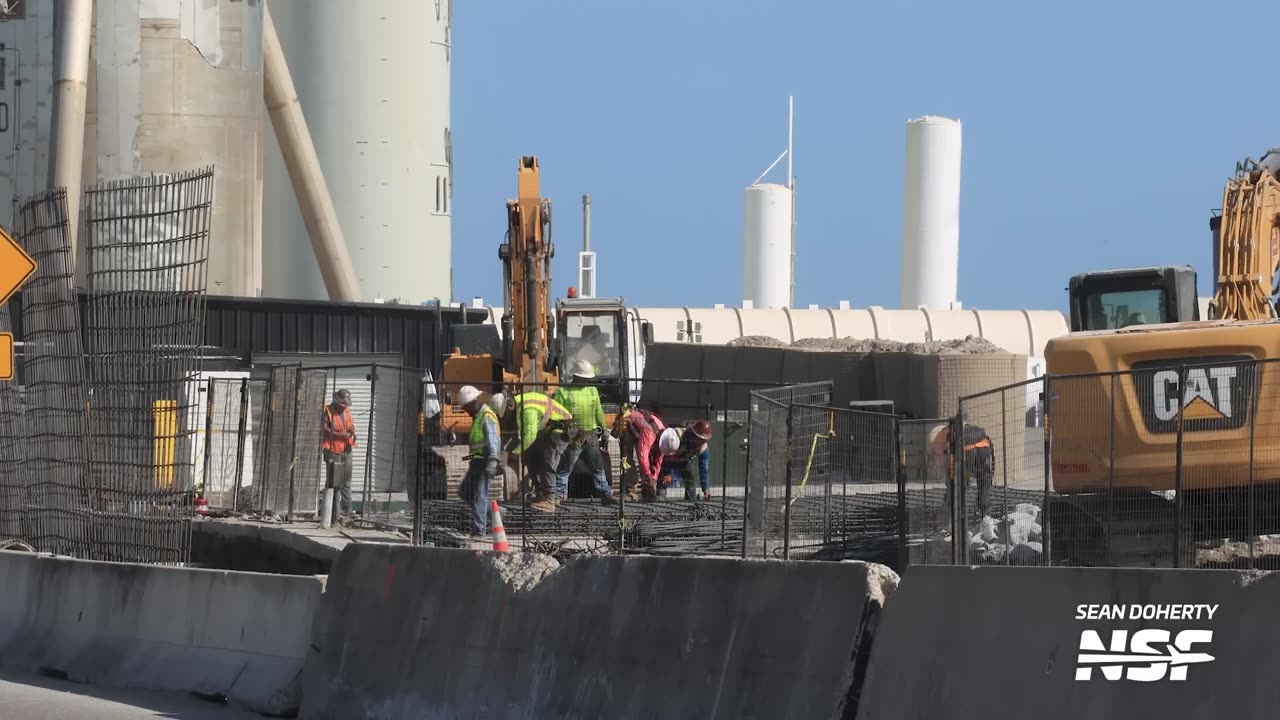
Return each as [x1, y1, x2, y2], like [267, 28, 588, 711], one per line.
[787, 335, 1004, 354]
[727, 335, 787, 348]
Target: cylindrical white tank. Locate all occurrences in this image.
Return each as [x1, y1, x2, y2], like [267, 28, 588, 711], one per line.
[84, 0, 265, 296]
[901, 116, 962, 311]
[742, 183, 792, 310]
[261, 0, 452, 304]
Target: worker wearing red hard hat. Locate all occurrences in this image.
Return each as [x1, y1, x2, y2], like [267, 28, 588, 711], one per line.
[657, 420, 714, 501]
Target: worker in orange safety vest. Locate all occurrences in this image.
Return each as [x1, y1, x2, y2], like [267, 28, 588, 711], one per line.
[322, 388, 358, 522]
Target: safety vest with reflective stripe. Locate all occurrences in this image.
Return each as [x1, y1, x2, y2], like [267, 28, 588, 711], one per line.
[468, 405, 499, 459]
[512, 392, 572, 453]
[322, 405, 356, 453]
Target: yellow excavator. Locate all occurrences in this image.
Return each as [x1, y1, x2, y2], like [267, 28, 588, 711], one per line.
[437, 156, 640, 434]
[1043, 147, 1280, 565]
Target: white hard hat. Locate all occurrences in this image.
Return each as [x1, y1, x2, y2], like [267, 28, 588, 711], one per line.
[570, 359, 596, 379]
[658, 427, 681, 455]
[489, 392, 507, 416]
[458, 385, 482, 406]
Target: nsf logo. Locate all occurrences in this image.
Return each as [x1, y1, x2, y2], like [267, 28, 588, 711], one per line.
[1073, 604, 1218, 682]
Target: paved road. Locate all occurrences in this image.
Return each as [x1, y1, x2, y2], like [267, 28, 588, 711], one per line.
[0, 672, 261, 719]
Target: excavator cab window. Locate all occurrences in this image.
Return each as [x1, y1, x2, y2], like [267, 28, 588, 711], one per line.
[1068, 266, 1198, 332]
[562, 313, 622, 380]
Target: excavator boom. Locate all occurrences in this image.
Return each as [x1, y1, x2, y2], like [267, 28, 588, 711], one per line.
[500, 156, 554, 384]
[1209, 149, 1280, 320]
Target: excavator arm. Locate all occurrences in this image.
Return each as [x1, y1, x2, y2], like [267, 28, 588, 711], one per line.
[499, 156, 554, 384]
[1209, 149, 1280, 320]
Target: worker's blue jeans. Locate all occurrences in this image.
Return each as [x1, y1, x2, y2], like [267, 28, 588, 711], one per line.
[459, 460, 491, 536]
[555, 435, 609, 499]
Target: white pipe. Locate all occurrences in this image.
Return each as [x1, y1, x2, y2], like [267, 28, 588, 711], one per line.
[48, 0, 93, 263]
[321, 488, 334, 528]
[262, 6, 361, 302]
[787, 96, 795, 308]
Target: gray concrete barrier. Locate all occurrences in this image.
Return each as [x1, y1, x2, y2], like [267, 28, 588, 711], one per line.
[0, 550, 324, 716]
[856, 565, 1280, 720]
[301, 547, 898, 720]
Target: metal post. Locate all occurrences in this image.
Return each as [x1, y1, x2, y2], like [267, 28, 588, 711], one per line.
[1173, 365, 1187, 568]
[1000, 391, 1010, 561]
[201, 379, 215, 504]
[719, 383, 729, 553]
[1248, 361, 1258, 559]
[363, 366, 379, 523]
[952, 412, 966, 565]
[782, 404, 795, 560]
[232, 378, 249, 512]
[1106, 373, 1116, 565]
[1041, 380, 1052, 563]
[895, 413, 907, 570]
[413, 383, 425, 547]
[741, 396, 754, 559]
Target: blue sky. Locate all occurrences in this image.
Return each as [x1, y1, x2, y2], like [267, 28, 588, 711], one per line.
[450, 1, 1278, 313]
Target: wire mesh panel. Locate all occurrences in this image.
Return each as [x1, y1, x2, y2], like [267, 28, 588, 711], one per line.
[956, 378, 1047, 567]
[814, 407, 903, 567]
[898, 416, 951, 565]
[15, 189, 91, 557]
[359, 365, 423, 528]
[291, 369, 328, 519]
[257, 365, 300, 516]
[82, 167, 213, 564]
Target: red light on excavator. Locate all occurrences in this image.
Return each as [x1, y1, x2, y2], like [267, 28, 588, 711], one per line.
[567, 287, 578, 298]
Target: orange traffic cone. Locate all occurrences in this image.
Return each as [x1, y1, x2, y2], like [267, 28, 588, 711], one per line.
[490, 499, 509, 553]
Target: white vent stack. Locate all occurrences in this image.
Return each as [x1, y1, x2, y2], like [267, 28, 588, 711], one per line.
[578, 193, 596, 298]
[901, 115, 962, 311]
[742, 183, 793, 309]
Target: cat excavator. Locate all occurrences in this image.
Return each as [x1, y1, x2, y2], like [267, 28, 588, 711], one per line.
[1042, 147, 1280, 566]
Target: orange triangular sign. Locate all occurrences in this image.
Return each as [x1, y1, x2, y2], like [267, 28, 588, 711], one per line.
[1182, 395, 1225, 421]
[0, 228, 35, 306]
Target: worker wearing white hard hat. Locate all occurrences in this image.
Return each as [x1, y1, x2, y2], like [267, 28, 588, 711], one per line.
[551, 360, 615, 505]
[457, 384, 501, 536]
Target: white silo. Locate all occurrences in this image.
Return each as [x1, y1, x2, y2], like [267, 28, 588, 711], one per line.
[83, 0, 265, 296]
[742, 183, 792, 310]
[261, 0, 452, 304]
[900, 115, 962, 311]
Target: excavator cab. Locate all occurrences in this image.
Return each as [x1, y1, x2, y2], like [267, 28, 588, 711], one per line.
[554, 296, 641, 409]
[1066, 265, 1199, 332]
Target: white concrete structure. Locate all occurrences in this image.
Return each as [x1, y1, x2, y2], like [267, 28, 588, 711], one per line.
[85, 0, 266, 295]
[742, 183, 792, 309]
[901, 115, 962, 311]
[262, 0, 452, 304]
[0, 0, 264, 295]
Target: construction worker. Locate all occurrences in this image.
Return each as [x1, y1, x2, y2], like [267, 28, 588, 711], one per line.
[322, 389, 357, 523]
[611, 404, 666, 501]
[657, 420, 714, 500]
[458, 385, 501, 536]
[931, 417, 996, 519]
[552, 360, 616, 505]
[504, 389, 582, 512]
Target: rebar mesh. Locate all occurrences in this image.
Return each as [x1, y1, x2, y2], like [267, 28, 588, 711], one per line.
[82, 167, 213, 564]
[0, 303, 20, 542]
[15, 188, 91, 557]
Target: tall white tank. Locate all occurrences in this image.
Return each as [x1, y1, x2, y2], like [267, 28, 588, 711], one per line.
[261, 0, 452, 304]
[84, 0, 265, 296]
[742, 183, 792, 310]
[900, 115, 962, 310]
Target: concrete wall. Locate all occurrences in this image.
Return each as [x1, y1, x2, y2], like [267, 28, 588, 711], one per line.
[856, 565, 1278, 720]
[301, 545, 897, 720]
[0, 550, 323, 716]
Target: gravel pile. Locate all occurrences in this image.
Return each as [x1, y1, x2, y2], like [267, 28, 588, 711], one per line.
[967, 502, 1044, 565]
[727, 335, 788, 348]
[731, 334, 1005, 354]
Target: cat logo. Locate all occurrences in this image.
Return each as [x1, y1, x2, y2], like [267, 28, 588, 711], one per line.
[1134, 356, 1255, 434]
[1152, 366, 1235, 422]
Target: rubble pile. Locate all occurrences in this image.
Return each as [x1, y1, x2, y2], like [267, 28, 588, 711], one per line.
[788, 335, 1004, 354]
[727, 335, 788, 348]
[967, 502, 1043, 564]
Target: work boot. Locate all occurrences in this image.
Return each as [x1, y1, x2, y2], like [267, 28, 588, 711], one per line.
[600, 492, 617, 507]
[530, 497, 557, 513]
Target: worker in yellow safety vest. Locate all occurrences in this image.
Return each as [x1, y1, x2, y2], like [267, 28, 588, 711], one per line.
[322, 389, 357, 523]
[458, 385, 501, 536]
[502, 390, 582, 512]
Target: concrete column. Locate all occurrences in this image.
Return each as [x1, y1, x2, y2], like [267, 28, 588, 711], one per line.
[262, 6, 361, 302]
[48, 0, 94, 264]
